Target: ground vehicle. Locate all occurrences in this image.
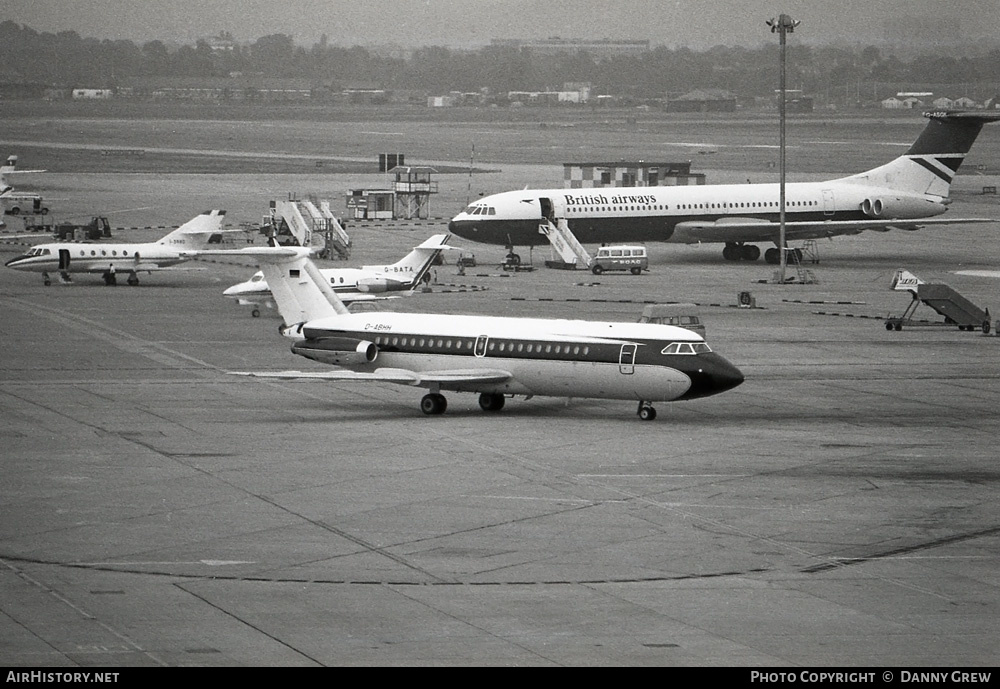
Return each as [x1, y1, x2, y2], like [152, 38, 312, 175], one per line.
[52, 216, 112, 241]
[589, 245, 648, 275]
[637, 304, 706, 337]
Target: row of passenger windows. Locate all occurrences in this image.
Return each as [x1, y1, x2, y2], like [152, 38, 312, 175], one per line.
[564, 200, 820, 213]
[370, 335, 709, 357]
[676, 200, 819, 210]
[373, 335, 591, 356]
[28, 248, 137, 257]
[567, 205, 668, 213]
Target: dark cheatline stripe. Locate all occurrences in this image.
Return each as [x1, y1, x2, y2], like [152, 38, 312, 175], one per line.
[911, 156, 954, 183]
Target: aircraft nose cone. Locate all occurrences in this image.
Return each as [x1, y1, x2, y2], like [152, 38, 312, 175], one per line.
[5, 255, 28, 268]
[448, 218, 474, 240]
[712, 359, 745, 393]
[682, 354, 745, 399]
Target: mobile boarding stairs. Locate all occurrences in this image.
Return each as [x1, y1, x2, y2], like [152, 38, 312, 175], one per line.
[538, 215, 592, 269]
[265, 197, 351, 259]
[885, 269, 991, 333]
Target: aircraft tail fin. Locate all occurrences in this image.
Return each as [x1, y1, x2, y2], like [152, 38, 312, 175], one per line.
[836, 111, 1000, 199]
[156, 210, 227, 249]
[362, 233, 452, 288]
[247, 247, 350, 327]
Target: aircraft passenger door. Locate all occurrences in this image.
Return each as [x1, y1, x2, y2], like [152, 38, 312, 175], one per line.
[58, 249, 71, 270]
[619, 343, 636, 375]
[474, 335, 489, 358]
[539, 197, 555, 222]
[822, 189, 835, 216]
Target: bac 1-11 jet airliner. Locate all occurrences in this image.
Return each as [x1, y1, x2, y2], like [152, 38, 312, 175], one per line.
[211, 246, 744, 420]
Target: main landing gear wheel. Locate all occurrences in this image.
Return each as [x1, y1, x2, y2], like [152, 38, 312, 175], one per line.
[127, 274, 139, 286]
[103, 272, 117, 286]
[723, 243, 761, 261]
[637, 402, 657, 421]
[478, 393, 505, 412]
[420, 393, 447, 415]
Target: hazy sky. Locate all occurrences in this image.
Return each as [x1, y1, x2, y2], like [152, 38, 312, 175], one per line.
[3, 0, 998, 49]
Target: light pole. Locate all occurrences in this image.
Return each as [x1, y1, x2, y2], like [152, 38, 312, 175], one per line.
[767, 13, 799, 283]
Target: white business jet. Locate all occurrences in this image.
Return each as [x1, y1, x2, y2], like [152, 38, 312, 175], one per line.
[5, 210, 227, 285]
[222, 233, 453, 316]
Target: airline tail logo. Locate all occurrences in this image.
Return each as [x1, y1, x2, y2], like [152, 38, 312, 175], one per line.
[891, 269, 925, 292]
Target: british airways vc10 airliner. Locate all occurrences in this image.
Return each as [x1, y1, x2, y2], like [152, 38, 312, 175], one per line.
[448, 111, 1000, 263]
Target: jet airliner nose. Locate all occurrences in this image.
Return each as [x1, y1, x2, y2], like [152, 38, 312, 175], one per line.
[681, 353, 745, 400]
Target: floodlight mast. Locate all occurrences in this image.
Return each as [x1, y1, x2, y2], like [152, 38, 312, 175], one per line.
[767, 13, 800, 283]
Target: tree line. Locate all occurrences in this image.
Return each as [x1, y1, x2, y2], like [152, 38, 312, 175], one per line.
[2, 20, 998, 102]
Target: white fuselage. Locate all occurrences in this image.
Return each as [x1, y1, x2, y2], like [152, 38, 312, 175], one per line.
[288, 311, 744, 403]
[5, 240, 190, 275]
[449, 178, 947, 247]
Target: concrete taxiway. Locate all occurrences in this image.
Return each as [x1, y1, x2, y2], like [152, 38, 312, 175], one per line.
[2, 178, 1000, 666]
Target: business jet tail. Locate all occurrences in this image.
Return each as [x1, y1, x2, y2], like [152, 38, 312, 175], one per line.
[155, 210, 227, 249]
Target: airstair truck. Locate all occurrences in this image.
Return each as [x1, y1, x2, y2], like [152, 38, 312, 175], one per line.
[885, 269, 991, 333]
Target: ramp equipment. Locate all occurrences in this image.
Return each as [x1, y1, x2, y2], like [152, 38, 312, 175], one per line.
[265, 197, 351, 259]
[538, 216, 592, 269]
[885, 269, 991, 333]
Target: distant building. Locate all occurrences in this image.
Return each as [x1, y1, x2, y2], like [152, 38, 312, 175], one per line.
[666, 89, 737, 113]
[564, 161, 705, 189]
[206, 31, 238, 52]
[506, 89, 588, 105]
[491, 38, 649, 61]
[72, 88, 113, 99]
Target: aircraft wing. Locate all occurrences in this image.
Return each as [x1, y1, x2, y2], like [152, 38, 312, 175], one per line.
[229, 367, 512, 386]
[672, 217, 997, 243]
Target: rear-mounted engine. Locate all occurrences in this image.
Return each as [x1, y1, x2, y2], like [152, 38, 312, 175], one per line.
[291, 337, 378, 365]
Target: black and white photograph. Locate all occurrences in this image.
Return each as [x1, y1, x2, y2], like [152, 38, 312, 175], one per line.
[1, 0, 998, 669]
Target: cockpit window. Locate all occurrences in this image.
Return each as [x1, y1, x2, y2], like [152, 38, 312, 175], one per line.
[28, 248, 52, 257]
[661, 342, 712, 355]
[464, 205, 495, 216]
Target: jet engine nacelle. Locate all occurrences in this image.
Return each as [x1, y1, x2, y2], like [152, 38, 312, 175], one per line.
[291, 337, 378, 365]
[860, 195, 946, 220]
[861, 197, 884, 217]
[357, 278, 390, 293]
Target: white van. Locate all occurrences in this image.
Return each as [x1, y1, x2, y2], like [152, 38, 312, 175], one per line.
[589, 245, 648, 275]
[637, 304, 706, 337]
